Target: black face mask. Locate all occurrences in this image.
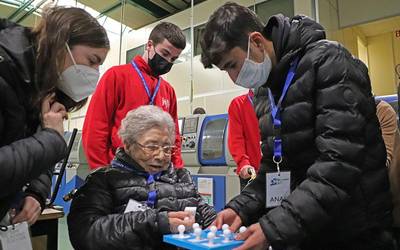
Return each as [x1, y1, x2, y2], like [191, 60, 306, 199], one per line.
[148, 50, 173, 76]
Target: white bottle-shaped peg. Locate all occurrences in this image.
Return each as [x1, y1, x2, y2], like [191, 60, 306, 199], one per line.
[239, 226, 247, 234]
[194, 227, 202, 241]
[207, 232, 215, 245]
[210, 225, 218, 234]
[223, 229, 231, 242]
[177, 224, 185, 238]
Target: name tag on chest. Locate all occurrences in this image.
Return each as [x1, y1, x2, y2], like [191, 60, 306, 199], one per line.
[124, 199, 149, 213]
[0, 222, 32, 250]
[266, 171, 291, 208]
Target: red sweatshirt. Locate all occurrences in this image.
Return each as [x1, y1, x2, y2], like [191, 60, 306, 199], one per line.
[82, 56, 183, 169]
[228, 90, 261, 175]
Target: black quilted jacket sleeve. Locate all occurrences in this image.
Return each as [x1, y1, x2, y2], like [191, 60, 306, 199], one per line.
[0, 128, 67, 199]
[25, 169, 54, 210]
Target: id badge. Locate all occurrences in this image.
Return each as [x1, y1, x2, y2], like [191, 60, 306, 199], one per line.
[0, 222, 32, 250]
[124, 199, 149, 213]
[266, 171, 291, 208]
[184, 207, 197, 217]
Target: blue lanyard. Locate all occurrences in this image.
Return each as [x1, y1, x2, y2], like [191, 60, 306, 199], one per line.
[267, 57, 299, 173]
[247, 94, 253, 106]
[131, 61, 161, 105]
[111, 159, 161, 208]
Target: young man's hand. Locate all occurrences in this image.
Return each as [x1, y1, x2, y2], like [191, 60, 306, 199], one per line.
[239, 165, 255, 179]
[234, 223, 269, 250]
[211, 208, 242, 232]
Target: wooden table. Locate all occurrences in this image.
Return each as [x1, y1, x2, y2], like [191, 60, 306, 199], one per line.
[31, 208, 64, 250]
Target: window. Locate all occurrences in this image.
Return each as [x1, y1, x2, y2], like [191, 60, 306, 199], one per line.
[194, 24, 206, 56]
[126, 44, 145, 64]
[174, 23, 205, 62]
[254, 0, 294, 23]
[176, 28, 191, 63]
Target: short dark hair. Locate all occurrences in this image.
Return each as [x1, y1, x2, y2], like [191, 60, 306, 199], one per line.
[149, 22, 186, 50]
[200, 2, 264, 68]
[193, 107, 206, 114]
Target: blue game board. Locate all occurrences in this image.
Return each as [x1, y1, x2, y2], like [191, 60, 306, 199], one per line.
[163, 229, 244, 250]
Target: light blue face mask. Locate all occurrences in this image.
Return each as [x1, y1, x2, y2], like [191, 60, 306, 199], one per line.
[235, 36, 272, 89]
[57, 43, 100, 102]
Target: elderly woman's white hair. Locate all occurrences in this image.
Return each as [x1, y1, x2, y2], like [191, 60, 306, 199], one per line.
[118, 105, 175, 147]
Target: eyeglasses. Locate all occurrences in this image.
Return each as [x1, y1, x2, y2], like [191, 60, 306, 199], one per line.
[134, 142, 177, 156]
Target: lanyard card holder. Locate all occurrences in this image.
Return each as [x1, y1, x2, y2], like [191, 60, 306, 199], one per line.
[265, 168, 291, 208]
[131, 60, 161, 105]
[124, 199, 150, 213]
[265, 57, 298, 209]
[0, 222, 32, 250]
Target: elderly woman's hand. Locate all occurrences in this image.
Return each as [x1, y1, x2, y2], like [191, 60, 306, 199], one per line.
[168, 211, 195, 233]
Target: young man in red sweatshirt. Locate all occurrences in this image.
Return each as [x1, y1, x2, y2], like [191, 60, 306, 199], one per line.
[82, 22, 185, 169]
[228, 89, 261, 190]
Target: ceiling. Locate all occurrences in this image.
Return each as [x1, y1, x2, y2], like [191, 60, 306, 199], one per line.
[0, 0, 42, 27]
[81, 0, 206, 29]
[0, 0, 207, 29]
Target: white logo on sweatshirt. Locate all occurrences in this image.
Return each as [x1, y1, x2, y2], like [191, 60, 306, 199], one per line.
[162, 98, 170, 110]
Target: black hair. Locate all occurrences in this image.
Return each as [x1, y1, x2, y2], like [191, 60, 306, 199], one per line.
[200, 2, 264, 68]
[149, 22, 186, 50]
[193, 107, 206, 114]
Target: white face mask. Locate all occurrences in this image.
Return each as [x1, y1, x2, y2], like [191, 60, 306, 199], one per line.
[57, 43, 100, 102]
[235, 37, 272, 89]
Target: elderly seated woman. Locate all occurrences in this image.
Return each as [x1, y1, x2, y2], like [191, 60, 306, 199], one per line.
[67, 105, 216, 250]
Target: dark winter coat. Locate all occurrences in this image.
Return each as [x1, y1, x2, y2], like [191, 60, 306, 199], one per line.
[227, 14, 393, 250]
[0, 20, 67, 220]
[68, 148, 216, 250]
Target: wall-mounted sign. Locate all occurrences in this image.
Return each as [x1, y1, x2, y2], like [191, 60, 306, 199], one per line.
[197, 177, 213, 206]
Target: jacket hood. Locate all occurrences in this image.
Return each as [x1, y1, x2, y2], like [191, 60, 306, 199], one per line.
[262, 14, 325, 91]
[0, 19, 36, 89]
[264, 14, 326, 62]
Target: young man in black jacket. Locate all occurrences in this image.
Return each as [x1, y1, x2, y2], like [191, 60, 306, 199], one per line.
[200, 2, 394, 250]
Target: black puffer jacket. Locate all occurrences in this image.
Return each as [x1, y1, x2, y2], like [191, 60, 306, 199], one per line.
[68, 148, 216, 250]
[227, 15, 392, 250]
[0, 20, 67, 220]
